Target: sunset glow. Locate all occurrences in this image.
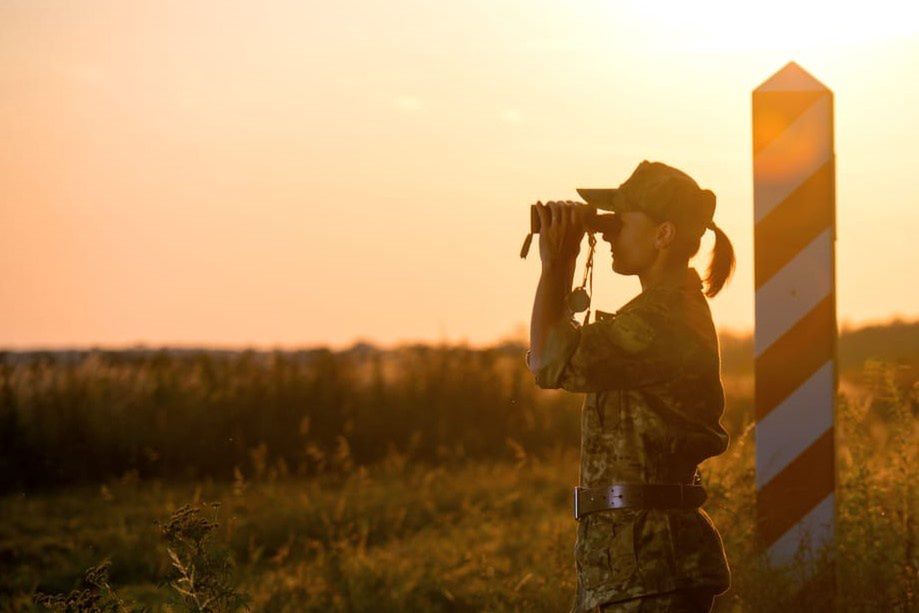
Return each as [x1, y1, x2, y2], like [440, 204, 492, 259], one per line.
[619, 1, 919, 53]
[1, 0, 917, 349]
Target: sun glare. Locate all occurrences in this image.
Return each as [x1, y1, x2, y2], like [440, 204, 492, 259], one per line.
[619, 0, 919, 54]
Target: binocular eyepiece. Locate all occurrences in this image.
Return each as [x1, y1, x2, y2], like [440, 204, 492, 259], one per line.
[529, 204, 622, 235]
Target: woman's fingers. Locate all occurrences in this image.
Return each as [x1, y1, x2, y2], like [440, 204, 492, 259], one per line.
[551, 200, 579, 231]
[535, 201, 546, 230]
[540, 200, 586, 237]
[546, 200, 574, 229]
[547, 201, 559, 229]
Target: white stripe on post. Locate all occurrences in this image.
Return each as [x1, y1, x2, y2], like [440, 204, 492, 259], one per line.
[754, 228, 833, 357]
[768, 492, 835, 568]
[755, 360, 834, 488]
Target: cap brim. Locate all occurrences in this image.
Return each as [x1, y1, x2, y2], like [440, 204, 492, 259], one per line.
[576, 188, 622, 212]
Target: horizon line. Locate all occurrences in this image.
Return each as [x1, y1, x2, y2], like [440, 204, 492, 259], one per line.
[1, 315, 915, 355]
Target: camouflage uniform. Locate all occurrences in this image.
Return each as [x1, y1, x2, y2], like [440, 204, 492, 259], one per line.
[526, 267, 731, 612]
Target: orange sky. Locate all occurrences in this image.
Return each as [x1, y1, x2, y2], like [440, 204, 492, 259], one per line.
[2, 1, 917, 350]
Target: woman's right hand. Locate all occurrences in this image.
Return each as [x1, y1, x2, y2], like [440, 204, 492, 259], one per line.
[536, 200, 589, 269]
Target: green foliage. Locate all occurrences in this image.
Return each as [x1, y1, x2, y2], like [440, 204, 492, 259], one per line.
[156, 503, 250, 612]
[31, 560, 131, 612]
[835, 361, 917, 611]
[30, 502, 250, 613]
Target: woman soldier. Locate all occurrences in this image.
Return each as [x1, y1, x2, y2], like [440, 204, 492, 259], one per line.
[526, 160, 736, 612]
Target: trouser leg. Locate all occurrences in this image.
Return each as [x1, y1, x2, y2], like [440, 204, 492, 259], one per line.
[597, 587, 717, 612]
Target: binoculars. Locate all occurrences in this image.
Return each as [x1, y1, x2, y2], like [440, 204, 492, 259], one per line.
[529, 204, 622, 235]
[520, 203, 622, 259]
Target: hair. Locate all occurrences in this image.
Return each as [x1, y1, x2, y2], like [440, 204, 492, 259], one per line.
[670, 221, 736, 298]
[702, 223, 735, 298]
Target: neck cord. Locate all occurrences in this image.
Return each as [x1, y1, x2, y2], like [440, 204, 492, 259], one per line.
[581, 232, 596, 326]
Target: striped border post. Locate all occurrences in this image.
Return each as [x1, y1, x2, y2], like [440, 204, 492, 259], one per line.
[752, 61, 838, 595]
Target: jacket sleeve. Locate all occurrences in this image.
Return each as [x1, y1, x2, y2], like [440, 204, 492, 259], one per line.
[525, 306, 682, 393]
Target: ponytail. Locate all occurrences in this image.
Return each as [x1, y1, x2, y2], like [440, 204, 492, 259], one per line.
[703, 222, 735, 298]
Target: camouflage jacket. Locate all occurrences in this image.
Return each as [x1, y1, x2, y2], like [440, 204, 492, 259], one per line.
[526, 267, 731, 610]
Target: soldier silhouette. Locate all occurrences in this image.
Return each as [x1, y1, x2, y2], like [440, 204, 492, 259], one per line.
[527, 161, 736, 612]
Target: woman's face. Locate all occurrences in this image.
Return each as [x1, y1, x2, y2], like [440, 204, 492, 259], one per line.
[601, 210, 661, 275]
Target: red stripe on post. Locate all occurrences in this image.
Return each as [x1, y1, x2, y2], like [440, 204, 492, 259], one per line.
[754, 159, 835, 290]
[755, 293, 835, 422]
[756, 427, 835, 546]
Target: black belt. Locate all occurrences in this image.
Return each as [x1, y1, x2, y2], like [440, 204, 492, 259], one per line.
[573, 483, 707, 520]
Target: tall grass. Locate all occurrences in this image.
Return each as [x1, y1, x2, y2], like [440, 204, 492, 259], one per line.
[0, 345, 583, 491]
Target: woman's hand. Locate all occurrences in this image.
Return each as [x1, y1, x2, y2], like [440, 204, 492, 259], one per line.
[536, 200, 589, 269]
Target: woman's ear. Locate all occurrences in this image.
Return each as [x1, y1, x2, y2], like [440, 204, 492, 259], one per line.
[655, 220, 677, 250]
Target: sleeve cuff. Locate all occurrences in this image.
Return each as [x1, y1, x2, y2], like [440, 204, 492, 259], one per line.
[526, 316, 582, 389]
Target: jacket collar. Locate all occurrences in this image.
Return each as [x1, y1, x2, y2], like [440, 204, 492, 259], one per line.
[648, 266, 703, 292]
[595, 268, 703, 321]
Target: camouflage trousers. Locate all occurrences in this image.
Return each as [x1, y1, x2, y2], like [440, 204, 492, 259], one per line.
[583, 587, 718, 612]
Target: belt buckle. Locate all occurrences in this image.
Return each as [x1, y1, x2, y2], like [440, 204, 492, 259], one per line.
[574, 485, 607, 520]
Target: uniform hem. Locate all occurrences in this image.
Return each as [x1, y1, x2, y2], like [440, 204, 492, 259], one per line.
[578, 575, 730, 612]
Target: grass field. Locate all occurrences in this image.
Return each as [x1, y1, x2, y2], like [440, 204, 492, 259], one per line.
[2, 386, 915, 611]
[0, 339, 915, 611]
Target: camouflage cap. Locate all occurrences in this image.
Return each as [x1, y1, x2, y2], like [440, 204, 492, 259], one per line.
[577, 160, 716, 236]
